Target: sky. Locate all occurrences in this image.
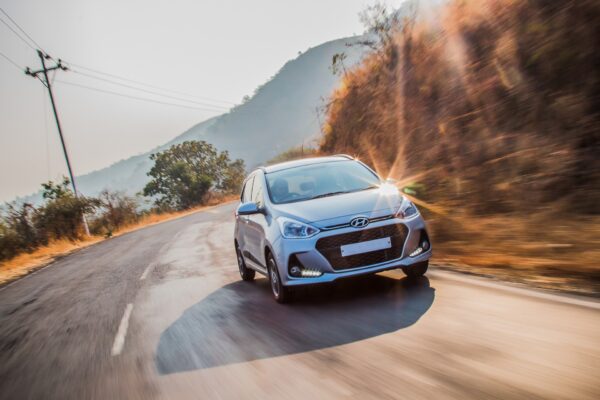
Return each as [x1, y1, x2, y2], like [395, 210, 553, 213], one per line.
[0, 0, 405, 202]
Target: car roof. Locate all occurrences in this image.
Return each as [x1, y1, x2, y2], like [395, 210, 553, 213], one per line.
[259, 155, 354, 174]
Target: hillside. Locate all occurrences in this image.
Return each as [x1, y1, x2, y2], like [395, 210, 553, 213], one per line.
[320, 0, 600, 293]
[57, 36, 366, 200]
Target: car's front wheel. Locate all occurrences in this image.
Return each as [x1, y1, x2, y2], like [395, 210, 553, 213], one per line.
[402, 261, 428, 278]
[267, 252, 291, 303]
[236, 243, 255, 282]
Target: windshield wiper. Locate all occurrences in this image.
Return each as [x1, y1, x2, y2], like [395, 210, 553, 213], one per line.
[309, 185, 380, 200]
[309, 190, 350, 200]
[358, 185, 380, 191]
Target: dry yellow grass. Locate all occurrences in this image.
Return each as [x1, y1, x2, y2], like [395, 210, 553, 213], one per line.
[319, 0, 599, 296]
[0, 237, 104, 285]
[0, 196, 238, 286]
[429, 213, 600, 296]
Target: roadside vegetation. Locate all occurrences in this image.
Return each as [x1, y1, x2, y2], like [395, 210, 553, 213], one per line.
[320, 0, 600, 294]
[143, 140, 245, 210]
[266, 145, 319, 165]
[0, 140, 243, 284]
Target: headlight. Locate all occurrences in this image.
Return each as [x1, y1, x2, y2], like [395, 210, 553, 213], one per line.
[396, 197, 419, 219]
[277, 217, 320, 239]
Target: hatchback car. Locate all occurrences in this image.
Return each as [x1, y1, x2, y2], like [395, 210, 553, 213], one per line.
[234, 155, 431, 303]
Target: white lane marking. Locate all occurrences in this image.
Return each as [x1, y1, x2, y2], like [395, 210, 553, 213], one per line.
[111, 303, 133, 356]
[139, 264, 153, 280]
[429, 270, 600, 310]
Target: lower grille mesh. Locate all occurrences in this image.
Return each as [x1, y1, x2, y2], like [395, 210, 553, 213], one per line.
[316, 224, 408, 270]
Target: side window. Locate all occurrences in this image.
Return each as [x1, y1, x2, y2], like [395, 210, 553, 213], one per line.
[251, 174, 264, 207]
[242, 175, 254, 202]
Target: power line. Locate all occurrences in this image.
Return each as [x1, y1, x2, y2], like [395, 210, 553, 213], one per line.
[66, 61, 236, 106]
[0, 7, 236, 109]
[0, 51, 23, 71]
[55, 79, 228, 113]
[0, 5, 239, 111]
[0, 7, 45, 51]
[70, 69, 230, 110]
[0, 15, 36, 50]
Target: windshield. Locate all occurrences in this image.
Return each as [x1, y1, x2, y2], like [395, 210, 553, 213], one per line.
[265, 160, 381, 204]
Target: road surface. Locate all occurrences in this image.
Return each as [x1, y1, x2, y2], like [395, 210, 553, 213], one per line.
[0, 202, 598, 399]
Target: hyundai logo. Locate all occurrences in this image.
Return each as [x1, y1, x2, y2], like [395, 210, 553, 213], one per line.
[350, 216, 370, 228]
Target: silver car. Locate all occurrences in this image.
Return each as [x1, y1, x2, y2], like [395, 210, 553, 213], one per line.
[234, 155, 432, 303]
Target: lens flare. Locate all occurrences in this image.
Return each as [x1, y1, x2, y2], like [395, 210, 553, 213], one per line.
[378, 182, 398, 196]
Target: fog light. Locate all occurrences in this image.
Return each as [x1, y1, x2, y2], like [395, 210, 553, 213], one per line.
[422, 241, 430, 251]
[300, 268, 323, 277]
[409, 247, 423, 257]
[289, 265, 302, 277]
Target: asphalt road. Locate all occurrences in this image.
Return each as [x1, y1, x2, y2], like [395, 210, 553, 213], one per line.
[1, 202, 598, 399]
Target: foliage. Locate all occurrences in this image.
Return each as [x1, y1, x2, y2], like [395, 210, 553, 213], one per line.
[0, 178, 136, 262]
[34, 180, 98, 241]
[41, 176, 72, 200]
[330, 53, 348, 76]
[0, 203, 39, 260]
[267, 146, 319, 165]
[322, 0, 600, 215]
[143, 140, 245, 210]
[357, 1, 402, 47]
[217, 159, 246, 194]
[1, 140, 243, 262]
[0, 219, 19, 261]
[0, 139, 242, 262]
[321, 0, 600, 278]
[90, 191, 140, 237]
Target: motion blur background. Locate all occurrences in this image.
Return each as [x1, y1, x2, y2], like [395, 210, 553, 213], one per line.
[320, 0, 600, 295]
[1, 0, 599, 295]
[0, 1, 599, 399]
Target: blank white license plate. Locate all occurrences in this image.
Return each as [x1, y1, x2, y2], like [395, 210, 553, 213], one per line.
[340, 237, 392, 257]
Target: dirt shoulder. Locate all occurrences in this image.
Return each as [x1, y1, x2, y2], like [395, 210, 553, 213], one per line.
[428, 213, 600, 297]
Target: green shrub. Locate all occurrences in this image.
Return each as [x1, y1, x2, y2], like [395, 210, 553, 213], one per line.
[90, 191, 140, 237]
[143, 140, 245, 210]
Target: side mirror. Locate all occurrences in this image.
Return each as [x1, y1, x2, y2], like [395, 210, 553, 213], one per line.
[237, 202, 261, 216]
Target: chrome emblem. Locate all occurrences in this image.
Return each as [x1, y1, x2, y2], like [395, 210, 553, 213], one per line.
[350, 216, 370, 228]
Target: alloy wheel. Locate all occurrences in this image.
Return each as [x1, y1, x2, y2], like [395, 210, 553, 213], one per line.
[269, 259, 280, 297]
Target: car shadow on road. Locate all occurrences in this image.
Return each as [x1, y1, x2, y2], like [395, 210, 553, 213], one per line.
[155, 274, 435, 374]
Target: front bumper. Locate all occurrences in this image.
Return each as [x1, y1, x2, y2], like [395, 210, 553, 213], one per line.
[272, 215, 432, 287]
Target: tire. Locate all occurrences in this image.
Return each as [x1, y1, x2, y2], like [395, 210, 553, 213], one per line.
[402, 261, 429, 279]
[267, 252, 291, 303]
[236, 243, 255, 282]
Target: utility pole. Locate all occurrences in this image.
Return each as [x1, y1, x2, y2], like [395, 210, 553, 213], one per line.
[26, 50, 90, 236]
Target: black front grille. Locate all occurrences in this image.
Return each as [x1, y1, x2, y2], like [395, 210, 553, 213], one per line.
[316, 224, 408, 271]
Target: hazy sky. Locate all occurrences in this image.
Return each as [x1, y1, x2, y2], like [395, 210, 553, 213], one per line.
[0, 0, 404, 202]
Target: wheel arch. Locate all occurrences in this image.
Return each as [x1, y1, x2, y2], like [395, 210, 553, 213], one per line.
[264, 243, 275, 264]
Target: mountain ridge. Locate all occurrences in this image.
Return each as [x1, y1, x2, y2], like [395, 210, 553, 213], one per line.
[15, 35, 367, 205]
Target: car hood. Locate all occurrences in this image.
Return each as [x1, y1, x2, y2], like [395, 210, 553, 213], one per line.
[271, 188, 403, 228]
